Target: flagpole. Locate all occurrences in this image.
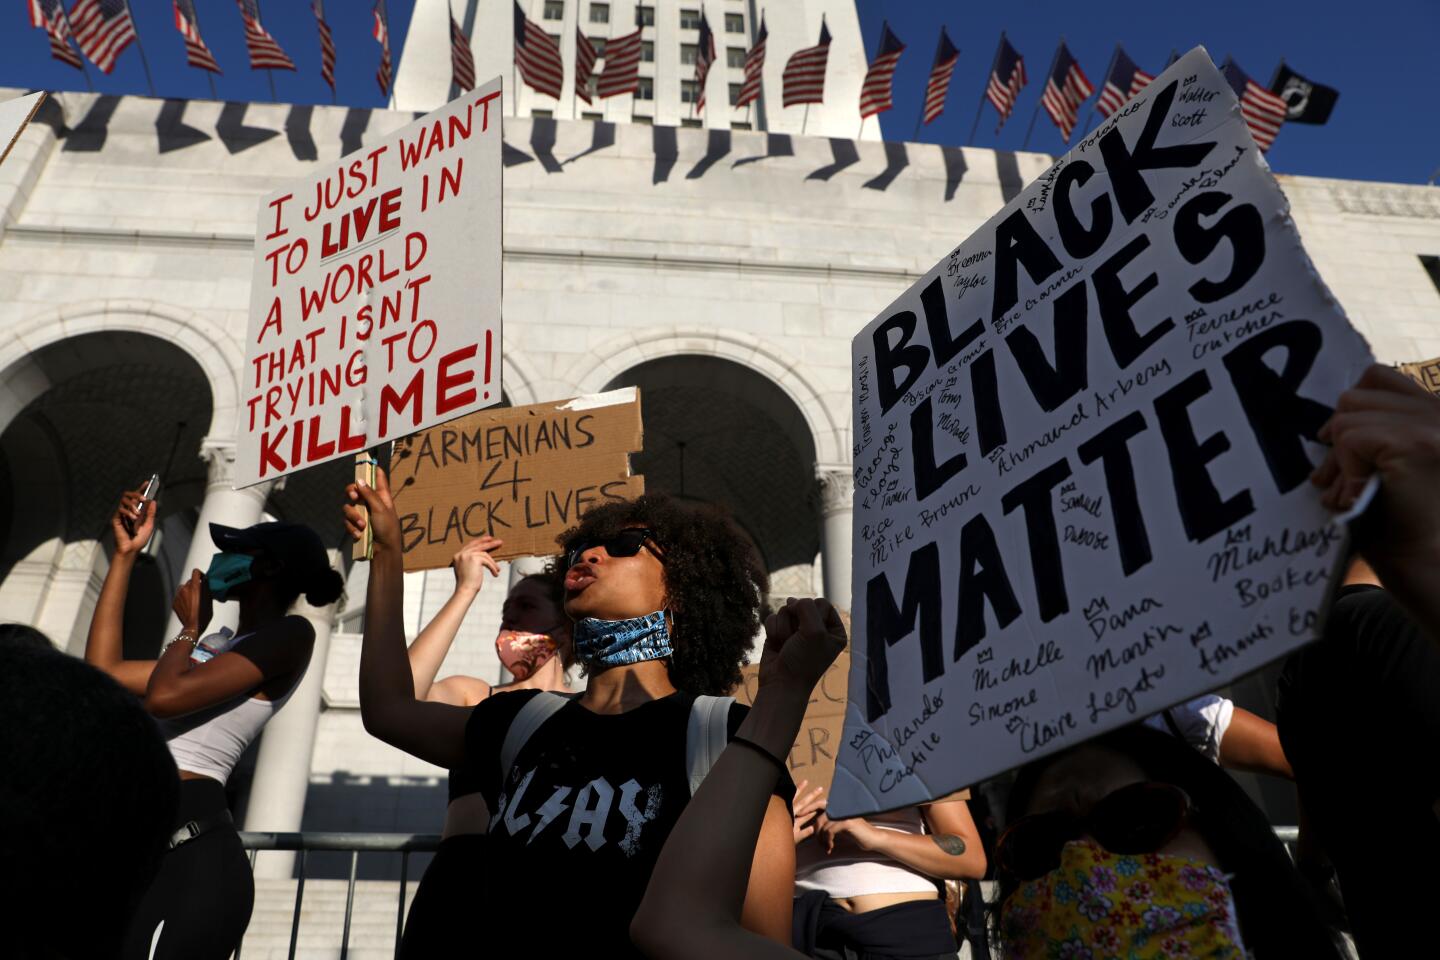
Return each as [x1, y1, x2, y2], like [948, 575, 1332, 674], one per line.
[120, 0, 158, 96]
[801, 103, 810, 135]
[1080, 43, 1119, 138]
[968, 32, 1004, 144]
[56, 3, 95, 92]
[1022, 38, 1063, 149]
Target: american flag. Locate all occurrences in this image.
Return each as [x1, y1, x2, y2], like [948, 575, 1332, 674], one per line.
[575, 28, 598, 102]
[313, 0, 335, 89]
[29, 0, 82, 68]
[374, 0, 392, 95]
[984, 34, 1026, 129]
[921, 28, 959, 125]
[1039, 42, 1094, 142]
[68, 0, 136, 74]
[694, 10, 716, 110]
[1223, 59, 1287, 152]
[172, 0, 220, 73]
[858, 21, 904, 119]
[782, 20, 831, 108]
[734, 14, 766, 108]
[451, 14, 475, 91]
[596, 27, 642, 99]
[1095, 47, 1152, 117]
[514, 0, 563, 100]
[237, 0, 295, 71]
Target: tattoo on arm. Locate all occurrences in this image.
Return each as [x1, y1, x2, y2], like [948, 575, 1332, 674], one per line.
[932, 834, 967, 856]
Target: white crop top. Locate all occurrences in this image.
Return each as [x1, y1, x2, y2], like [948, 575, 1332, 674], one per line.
[795, 805, 937, 898]
[159, 630, 302, 784]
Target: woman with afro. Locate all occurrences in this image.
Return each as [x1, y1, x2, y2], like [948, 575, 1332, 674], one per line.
[346, 470, 797, 956]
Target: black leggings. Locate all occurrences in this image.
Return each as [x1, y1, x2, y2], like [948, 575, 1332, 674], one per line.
[122, 779, 254, 960]
[399, 834, 488, 959]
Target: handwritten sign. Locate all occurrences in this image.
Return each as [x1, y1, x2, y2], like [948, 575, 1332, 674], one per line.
[390, 389, 645, 567]
[0, 92, 45, 169]
[1398, 356, 1440, 396]
[733, 650, 850, 792]
[237, 79, 503, 487]
[827, 47, 1374, 818]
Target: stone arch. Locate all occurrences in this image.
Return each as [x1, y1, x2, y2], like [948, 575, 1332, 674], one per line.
[0, 300, 241, 442]
[565, 328, 846, 466]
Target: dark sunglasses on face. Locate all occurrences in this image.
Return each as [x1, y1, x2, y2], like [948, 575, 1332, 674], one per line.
[997, 781, 1195, 883]
[565, 528, 663, 572]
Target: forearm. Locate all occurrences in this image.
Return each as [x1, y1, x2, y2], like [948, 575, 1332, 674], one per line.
[1217, 708, 1293, 779]
[408, 585, 478, 699]
[864, 828, 986, 881]
[359, 550, 422, 738]
[85, 552, 154, 693]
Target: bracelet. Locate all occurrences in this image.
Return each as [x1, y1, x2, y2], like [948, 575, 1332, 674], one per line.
[161, 632, 198, 657]
[729, 735, 789, 777]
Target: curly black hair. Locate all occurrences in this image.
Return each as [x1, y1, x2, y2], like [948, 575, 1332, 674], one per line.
[553, 494, 767, 696]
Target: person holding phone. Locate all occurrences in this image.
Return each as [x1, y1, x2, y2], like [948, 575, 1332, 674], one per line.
[345, 467, 798, 956]
[85, 483, 344, 960]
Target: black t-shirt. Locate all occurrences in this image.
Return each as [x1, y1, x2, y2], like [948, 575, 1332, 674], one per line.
[465, 689, 793, 956]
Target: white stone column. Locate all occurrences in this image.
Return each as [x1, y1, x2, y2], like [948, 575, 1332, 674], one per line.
[244, 552, 343, 878]
[164, 440, 277, 638]
[815, 467, 854, 614]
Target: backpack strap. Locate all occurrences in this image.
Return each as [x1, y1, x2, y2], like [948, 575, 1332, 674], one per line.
[499, 692, 570, 781]
[686, 694, 736, 795]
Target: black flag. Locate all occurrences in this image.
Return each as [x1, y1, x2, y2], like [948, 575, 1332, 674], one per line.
[1271, 64, 1339, 124]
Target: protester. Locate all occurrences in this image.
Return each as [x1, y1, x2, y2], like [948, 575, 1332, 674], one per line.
[1144, 695, 1292, 777]
[1, 637, 178, 959]
[634, 597, 848, 960]
[85, 484, 342, 960]
[1277, 554, 1439, 958]
[398, 537, 574, 958]
[994, 725, 1343, 960]
[792, 786, 986, 958]
[1312, 363, 1440, 640]
[346, 468, 796, 954]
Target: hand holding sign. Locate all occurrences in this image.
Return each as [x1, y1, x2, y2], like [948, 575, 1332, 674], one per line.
[345, 467, 403, 557]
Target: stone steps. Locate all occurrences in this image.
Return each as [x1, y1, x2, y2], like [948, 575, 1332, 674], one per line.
[235, 878, 418, 960]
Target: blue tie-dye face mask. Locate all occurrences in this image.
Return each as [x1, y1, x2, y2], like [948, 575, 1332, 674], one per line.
[571, 609, 673, 668]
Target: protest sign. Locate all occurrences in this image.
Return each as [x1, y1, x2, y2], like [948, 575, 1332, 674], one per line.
[389, 389, 645, 567]
[734, 649, 851, 792]
[1398, 356, 1440, 395]
[0, 92, 46, 169]
[828, 47, 1374, 818]
[237, 78, 503, 487]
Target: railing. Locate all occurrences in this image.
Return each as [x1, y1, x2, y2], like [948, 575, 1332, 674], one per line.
[238, 827, 1303, 959]
[237, 831, 441, 960]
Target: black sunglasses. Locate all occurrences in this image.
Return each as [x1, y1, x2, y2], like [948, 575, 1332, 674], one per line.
[996, 782, 1194, 882]
[565, 528, 663, 572]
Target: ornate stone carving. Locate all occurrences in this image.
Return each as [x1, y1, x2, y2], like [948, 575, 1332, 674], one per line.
[814, 466, 854, 518]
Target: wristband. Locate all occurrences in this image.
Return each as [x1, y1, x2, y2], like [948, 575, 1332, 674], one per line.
[161, 632, 198, 657]
[730, 735, 788, 777]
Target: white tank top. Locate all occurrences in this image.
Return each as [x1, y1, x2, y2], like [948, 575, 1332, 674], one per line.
[795, 805, 937, 898]
[160, 629, 302, 784]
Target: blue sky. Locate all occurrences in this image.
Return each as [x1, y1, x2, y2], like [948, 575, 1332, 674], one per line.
[4, 2, 1437, 184]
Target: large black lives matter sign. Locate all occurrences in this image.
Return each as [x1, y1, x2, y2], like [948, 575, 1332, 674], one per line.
[827, 47, 1373, 818]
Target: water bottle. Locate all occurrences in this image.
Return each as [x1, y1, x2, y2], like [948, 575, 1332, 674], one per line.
[190, 627, 238, 665]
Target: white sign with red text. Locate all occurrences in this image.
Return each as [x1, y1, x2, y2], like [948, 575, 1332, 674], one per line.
[238, 77, 503, 486]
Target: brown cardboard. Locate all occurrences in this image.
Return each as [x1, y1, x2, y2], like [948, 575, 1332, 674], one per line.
[390, 389, 644, 569]
[1397, 356, 1440, 396]
[733, 650, 850, 792]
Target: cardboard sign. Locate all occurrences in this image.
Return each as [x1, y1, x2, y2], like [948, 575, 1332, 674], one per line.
[828, 47, 1374, 819]
[0, 92, 46, 169]
[1397, 356, 1440, 396]
[390, 389, 645, 567]
[733, 650, 850, 792]
[237, 78, 503, 487]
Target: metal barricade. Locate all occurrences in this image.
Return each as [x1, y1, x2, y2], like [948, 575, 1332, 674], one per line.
[237, 831, 441, 960]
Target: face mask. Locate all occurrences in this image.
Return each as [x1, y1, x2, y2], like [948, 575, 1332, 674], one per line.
[496, 629, 559, 680]
[1000, 840, 1247, 959]
[206, 552, 255, 602]
[571, 609, 673, 668]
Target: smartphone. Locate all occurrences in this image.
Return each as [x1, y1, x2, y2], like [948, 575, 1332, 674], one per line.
[136, 474, 161, 524]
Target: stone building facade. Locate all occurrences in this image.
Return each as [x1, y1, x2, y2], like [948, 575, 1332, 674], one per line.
[3, 59, 1440, 870]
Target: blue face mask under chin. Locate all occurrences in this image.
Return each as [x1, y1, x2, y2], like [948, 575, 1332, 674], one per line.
[206, 552, 255, 602]
[571, 609, 674, 668]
